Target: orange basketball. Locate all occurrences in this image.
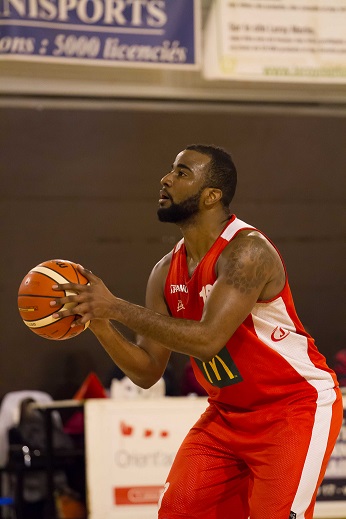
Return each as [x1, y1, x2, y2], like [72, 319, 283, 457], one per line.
[18, 259, 90, 340]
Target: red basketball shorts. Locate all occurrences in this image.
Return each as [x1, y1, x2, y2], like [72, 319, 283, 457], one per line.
[158, 388, 343, 519]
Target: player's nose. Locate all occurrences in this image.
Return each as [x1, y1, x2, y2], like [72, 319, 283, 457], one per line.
[160, 171, 173, 186]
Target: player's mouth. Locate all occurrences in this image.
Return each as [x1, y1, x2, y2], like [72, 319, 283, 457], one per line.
[159, 189, 172, 204]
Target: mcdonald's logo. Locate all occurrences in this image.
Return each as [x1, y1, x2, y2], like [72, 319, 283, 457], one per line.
[194, 347, 242, 388]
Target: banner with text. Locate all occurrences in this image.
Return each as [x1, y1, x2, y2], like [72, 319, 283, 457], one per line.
[0, 0, 200, 67]
[85, 398, 208, 519]
[203, 0, 346, 83]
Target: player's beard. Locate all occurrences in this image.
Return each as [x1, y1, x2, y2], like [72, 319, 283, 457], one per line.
[157, 189, 203, 223]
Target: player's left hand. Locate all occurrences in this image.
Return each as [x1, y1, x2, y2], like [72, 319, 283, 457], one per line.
[50, 265, 116, 326]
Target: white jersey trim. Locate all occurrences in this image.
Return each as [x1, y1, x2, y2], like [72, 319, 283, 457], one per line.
[221, 217, 255, 242]
[174, 238, 184, 253]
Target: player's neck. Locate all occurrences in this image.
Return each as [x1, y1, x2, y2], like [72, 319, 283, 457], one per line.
[179, 211, 230, 265]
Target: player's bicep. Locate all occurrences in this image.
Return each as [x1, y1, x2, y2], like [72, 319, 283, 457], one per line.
[200, 236, 275, 345]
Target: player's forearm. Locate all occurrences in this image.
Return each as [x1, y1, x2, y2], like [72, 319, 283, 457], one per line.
[89, 320, 164, 389]
[110, 297, 217, 362]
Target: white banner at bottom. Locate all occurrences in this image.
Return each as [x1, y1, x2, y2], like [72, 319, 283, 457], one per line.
[85, 397, 208, 519]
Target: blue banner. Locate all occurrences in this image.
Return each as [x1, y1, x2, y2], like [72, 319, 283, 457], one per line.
[0, 0, 200, 67]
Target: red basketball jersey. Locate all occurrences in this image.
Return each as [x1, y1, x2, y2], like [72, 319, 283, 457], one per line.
[164, 215, 339, 411]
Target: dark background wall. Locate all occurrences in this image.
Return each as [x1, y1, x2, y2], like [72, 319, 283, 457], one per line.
[1, 100, 345, 401]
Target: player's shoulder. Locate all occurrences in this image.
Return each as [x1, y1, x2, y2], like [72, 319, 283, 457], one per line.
[156, 250, 174, 269]
[225, 228, 269, 248]
[149, 250, 174, 280]
[220, 229, 278, 264]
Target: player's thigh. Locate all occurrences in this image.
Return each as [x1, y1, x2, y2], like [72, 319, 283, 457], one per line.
[158, 423, 250, 519]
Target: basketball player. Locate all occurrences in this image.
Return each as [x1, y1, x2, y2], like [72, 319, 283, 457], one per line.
[51, 144, 343, 519]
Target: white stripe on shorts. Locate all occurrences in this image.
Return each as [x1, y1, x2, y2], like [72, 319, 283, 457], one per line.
[290, 388, 336, 518]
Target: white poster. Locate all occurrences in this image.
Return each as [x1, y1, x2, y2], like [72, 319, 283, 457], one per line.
[85, 397, 208, 519]
[204, 0, 346, 83]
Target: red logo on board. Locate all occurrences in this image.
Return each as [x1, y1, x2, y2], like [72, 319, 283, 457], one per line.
[120, 421, 169, 438]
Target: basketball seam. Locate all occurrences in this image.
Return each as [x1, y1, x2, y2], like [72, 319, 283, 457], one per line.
[71, 263, 80, 283]
[18, 294, 62, 299]
[22, 313, 71, 328]
[31, 266, 71, 285]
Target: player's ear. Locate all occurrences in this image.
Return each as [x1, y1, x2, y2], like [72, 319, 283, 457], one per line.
[204, 188, 223, 207]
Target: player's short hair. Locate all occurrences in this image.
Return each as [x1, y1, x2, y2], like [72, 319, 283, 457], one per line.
[185, 144, 237, 209]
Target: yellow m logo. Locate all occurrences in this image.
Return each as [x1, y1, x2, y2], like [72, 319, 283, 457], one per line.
[194, 347, 242, 388]
[203, 355, 236, 383]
